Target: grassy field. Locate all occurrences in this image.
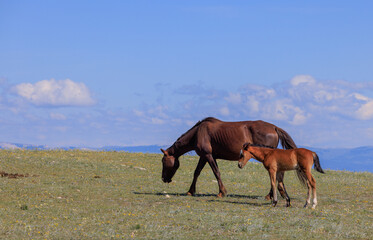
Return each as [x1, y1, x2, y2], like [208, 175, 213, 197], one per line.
[0, 150, 372, 239]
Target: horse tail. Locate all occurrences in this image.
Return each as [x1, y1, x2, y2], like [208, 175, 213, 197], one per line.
[296, 168, 308, 188]
[275, 127, 297, 149]
[313, 152, 325, 174]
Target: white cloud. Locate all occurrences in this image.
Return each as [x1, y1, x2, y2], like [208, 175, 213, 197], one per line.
[225, 92, 242, 104]
[356, 100, 373, 120]
[13, 79, 95, 107]
[290, 75, 316, 86]
[132, 105, 170, 125]
[5, 75, 371, 148]
[50, 113, 67, 120]
[151, 118, 165, 124]
[133, 109, 145, 117]
[354, 93, 370, 102]
[220, 106, 230, 116]
[262, 99, 299, 121]
[218, 77, 373, 128]
[291, 112, 308, 125]
[186, 120, 196, 126]
[245, 96, 260, 113]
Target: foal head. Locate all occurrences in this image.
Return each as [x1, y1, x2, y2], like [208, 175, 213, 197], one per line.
[238, 143, 253, 169]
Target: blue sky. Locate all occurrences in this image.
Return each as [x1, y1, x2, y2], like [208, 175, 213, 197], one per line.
[1, 1, 373, 148]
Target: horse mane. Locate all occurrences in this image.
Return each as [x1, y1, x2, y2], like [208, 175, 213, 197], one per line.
[176, 117, 219, 142]
[170, 117, 219, 154]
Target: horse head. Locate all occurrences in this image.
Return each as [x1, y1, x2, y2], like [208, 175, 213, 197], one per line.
[238, 143, 252, 169]
[161, 149, 180, 183]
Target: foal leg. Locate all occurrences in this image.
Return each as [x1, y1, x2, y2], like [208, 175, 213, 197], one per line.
[306, 172, 317, 209]
[278, 180, 291, 207]
[276, 171, 289, 199]
[265, 188, 273, 201]
[304, 180, 312, 208]
[206, 154, 227, 198]
[187, 157, 207, 196]
[269, 170, 277, 207]
[265, 171, 286, 200]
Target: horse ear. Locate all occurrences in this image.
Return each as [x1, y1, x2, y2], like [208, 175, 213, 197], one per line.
[243, 142, 250, 150]
[161, 149, 167, 155]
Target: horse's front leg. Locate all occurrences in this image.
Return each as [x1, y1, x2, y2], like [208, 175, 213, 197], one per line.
[206, 154, 227, 198]
[277, 171, 291, 207]
[277, 179, 291, 207]
[269, 169, 277, 207]
[187, 157, 207, 196]
[265, 171, 286, 200]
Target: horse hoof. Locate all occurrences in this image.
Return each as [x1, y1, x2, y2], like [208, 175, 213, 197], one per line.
[217, 192, 226, 198]
[272, 201, 277, 207]
[187, 192, 194, 196]
[265, 195, 271, 201]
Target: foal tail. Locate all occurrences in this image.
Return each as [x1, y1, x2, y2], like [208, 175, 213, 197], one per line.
[296, 152, 325, 188]
[313, 152, 325, 174]
[296, 169, 308, 188]
[275, 127, 297, 149]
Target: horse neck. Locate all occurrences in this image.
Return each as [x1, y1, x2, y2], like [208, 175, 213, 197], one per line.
[168, 129, 196, 157]
[249, 147, 271, 162]
[168, 142, 193, 158]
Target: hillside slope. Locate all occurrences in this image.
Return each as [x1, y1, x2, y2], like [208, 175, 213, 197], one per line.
[0, 150, 372, 239]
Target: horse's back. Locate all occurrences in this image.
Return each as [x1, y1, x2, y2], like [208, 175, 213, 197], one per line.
[274, 148, 313, 160]
[295, 148, 314, 159]
[195, 118, 281, 160]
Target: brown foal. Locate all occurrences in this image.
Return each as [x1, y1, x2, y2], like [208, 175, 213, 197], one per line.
[238, 143, 325, 209]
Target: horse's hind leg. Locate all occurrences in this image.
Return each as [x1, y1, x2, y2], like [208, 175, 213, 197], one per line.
[187, 157, 207, 196]
[302, 170, 317, 209]
[303, 180, 312, 208]
[306, 172, 317, 209]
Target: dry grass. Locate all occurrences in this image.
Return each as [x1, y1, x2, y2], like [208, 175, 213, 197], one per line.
[0, 150, 372, 239]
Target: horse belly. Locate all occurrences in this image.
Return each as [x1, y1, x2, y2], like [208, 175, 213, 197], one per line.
[212, 144, 240, 160]
[210, 126, 247, 160]
[278, 163, 297, 171]
[277, 155, 297, 171]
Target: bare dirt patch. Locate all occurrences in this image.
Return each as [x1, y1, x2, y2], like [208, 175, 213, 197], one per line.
[0, 171, 38, 179]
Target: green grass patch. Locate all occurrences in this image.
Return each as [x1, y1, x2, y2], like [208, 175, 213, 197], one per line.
[0, 150, 372, 239]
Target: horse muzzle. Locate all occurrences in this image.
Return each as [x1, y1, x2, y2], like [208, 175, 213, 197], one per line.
[238, 162, 243, 169]
[162, 177, 172, 183]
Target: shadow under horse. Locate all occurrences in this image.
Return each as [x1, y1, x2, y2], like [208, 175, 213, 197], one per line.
[161, 117, 297, 198]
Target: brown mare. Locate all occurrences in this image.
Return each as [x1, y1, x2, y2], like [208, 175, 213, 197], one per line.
[238, 143, 325, 208]
[161, 117, 297, 198]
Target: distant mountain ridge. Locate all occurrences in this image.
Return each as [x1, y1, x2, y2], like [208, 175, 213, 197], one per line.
[0, 143, 167, 153]
[1, 142, 372, 173]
